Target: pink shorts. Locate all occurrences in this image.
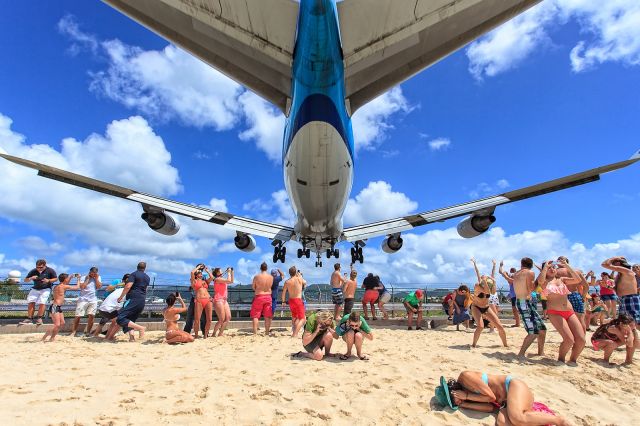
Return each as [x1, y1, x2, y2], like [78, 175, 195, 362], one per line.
[289, 298, 305, 320]
[250, 294, 273, 319]
[363, 290, 378, 304]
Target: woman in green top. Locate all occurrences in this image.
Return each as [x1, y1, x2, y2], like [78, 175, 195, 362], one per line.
[291, 311, 338, 361]
[336, 311, 374, 360]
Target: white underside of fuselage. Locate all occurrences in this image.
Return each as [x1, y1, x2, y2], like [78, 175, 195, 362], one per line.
[284, 121, 353, 251]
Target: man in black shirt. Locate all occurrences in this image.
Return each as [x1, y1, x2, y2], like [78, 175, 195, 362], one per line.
[116, 262, 149, 341]
[21, 259, 57, 325]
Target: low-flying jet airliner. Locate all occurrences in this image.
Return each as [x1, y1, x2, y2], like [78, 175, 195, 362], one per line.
[1, 0, 638, 267]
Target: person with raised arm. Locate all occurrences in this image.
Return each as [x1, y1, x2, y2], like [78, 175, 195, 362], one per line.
[251, 262, 274, 335]
[282, 266, 306, 337]
[511, 258, 547, 358]
[42, 273, 81, 342]
[190, 263, 213, 339]
[70, 266, 102, 337]
[537, 259, 585, 364]
[336, 311, 373, 360]
[594, 271, 616, 318]
[164, 293, 194, 344]
[212, 266, 234, 337]
[330, 263, 347, 321]
[555, 256, 588, 332]
[343, 267, 357, 316]
[498, 261, 521, 328]
[602, 256, 639, 326]
[470, 258, 508, 348]
[291, 311, 338, 361]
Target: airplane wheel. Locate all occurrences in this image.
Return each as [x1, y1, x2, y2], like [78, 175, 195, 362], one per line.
[334, 249, 339, 258]
[273, 253, 278, 263]
[305, 249, 311, 258]
[319, 261, 323, 267]
[297, 248, 303, 258]
[326, 249, 332, 259]
[351, 247, 355, 257]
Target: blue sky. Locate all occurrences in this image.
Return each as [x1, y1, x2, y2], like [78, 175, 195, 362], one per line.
[0, 0, 639, 286]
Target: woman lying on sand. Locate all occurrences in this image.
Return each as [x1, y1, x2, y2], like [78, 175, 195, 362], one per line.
[435, 371, 572, 426]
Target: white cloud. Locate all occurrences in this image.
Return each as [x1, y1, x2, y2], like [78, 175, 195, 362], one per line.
[466, 0, 640, 79]
[15, 236, 63, 256]
[0, 112, 235, 274]
[468, 179, 510, 198]
[57, 14, 99, 55]
[237, 92, 286, 162]
[427, 138, 451, 151]
[242, 189, 296, 226]
[344, 181, 418, 226]
[351, 87, 413, 151]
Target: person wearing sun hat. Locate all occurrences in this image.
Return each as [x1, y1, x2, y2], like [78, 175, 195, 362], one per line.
[402, 289, 424, 330]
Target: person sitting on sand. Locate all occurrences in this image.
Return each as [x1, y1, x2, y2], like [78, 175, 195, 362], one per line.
[537, 259, 585, 364]
[451, 285, 471, 330]
[42, 273, 81, 343]
[292, 311, 337, 361]
[164, 293, 194, 344]
[403, 289, 424, 330]
[591, 313, 639, 365]
[336, 311, 373, 360]
[282, 266, 306, 337]
[470, 258, 508, 348]
[435, 371, 572, 426]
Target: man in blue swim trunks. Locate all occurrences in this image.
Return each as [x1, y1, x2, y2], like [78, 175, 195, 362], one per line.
[603, 256, 640, 326]
[330, 263, 347, 321]
[117, 262, 149, 341]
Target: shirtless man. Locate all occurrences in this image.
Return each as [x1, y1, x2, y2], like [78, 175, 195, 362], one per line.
[330, 263, 347, 320]
[505, 258, 546, 357]
[555, 256, 588, 331]
[632, 264, 640, 293]
[343, 268, 358, 315]
[602, 256, 640, 326]
[282, 266, 306, 337]
[251, 262, 274, 335]
[499, 262, 520, 328]
[42, 273, 81, 342]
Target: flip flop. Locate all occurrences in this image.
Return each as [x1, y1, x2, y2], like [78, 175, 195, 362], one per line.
[339, 354, 349, 360]
[359, 355, 369, 361]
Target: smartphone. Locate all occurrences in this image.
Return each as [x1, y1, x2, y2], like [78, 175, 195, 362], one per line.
[175, 291, 180, 297]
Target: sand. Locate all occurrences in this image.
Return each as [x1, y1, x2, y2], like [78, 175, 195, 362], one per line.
[1, 323, 638, 426]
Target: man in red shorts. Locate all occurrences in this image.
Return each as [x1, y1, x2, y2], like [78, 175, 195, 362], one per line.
[251, 262, 274, 335]
[282, 266, 306, 337]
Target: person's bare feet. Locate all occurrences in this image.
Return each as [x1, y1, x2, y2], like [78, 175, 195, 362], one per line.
[139, 328, 146, 339]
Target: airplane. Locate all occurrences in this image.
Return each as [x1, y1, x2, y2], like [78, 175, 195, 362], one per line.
[1, 0, 639, 267]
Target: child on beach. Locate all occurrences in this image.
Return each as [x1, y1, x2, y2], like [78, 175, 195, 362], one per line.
[591, 313, 639, 365]
[42, 273, 81, 342]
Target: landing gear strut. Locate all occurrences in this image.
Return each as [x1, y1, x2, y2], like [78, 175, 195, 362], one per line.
[315, 252, 323, 268]
[350, 242, 364, 264]
[272, 240, 286, 263]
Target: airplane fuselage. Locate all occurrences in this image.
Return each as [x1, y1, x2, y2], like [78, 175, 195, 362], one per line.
[283, 0, 354, 253]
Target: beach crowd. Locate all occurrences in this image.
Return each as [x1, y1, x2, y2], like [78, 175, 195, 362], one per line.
[15, 254, 640, 426]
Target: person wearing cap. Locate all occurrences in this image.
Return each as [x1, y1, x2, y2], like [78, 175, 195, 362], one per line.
[434, 371, 571, 425]
[402, 289, 424, 330]
[270, 268, 284, 316]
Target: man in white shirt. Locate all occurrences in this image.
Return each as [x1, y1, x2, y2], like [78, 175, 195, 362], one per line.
[71, 267, 102, 336]
[92, 274, 128, 339]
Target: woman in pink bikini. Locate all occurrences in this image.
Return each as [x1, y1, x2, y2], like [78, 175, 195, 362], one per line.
[190, 264, 213, 339]
[212, 267, 234, 336]
[537, 259, 586, 364]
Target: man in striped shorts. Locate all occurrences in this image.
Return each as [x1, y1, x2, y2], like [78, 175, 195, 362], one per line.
[513, 257, 547, 358]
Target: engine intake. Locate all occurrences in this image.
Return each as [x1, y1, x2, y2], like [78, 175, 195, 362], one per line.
[234, 233, 257, 252]
[141, 212, 180, 236]
[381, 235, 403, 254]
[457, 215, 496, 238]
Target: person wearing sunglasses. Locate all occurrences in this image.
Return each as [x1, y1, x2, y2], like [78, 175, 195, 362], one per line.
[21, 259, 57, 325]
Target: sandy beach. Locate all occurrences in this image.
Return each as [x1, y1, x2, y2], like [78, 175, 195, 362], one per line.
[1, 323, 638, 426]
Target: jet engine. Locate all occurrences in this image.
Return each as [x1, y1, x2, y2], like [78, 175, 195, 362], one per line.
[234, 233, 257, 252]
[141, 211, 180, 236]
[381, 234, 403, 254]
[457, 214, 496, 238]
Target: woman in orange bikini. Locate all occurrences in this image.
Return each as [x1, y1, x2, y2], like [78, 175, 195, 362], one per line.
[537, 259, 586, 364]
[164, 293, 194, 344]
[212, 266, 234, 337]
[470, 258, 508, 348]
[190, 264, 213, 339]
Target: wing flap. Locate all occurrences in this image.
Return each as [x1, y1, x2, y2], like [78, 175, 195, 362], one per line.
[341, 154, 639, 242]
[101, 0, 299, 112]
[0, 153, 295, 241]
[338, 0, 542, 112]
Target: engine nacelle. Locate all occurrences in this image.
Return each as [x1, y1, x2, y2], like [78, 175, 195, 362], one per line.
[234, 233, 257, 252]
[381, 235, 403, 254]
[457, 215, 496, 238]
[141, 211, 180, 236]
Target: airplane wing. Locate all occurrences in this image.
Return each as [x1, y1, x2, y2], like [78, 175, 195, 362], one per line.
[341, 150, 640, 242]
[101, 0, 299, 113]
[337, 0, 542, 113]
[0, 153, 295, 241]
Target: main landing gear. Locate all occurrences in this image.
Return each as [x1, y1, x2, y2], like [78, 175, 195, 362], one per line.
[272, 240, 286, 263]
[326, 247, 339, 259]
[350, 242, 364, 264]
[297, 247, 311, 259]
